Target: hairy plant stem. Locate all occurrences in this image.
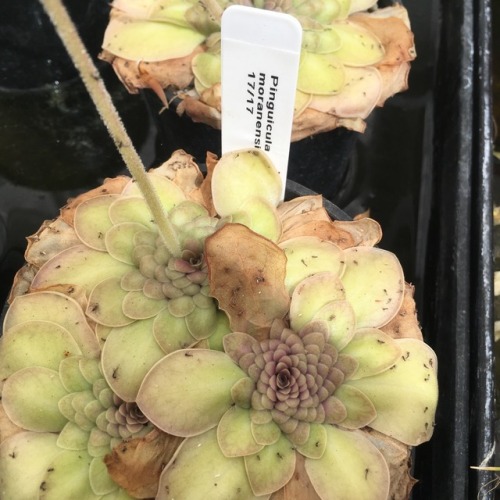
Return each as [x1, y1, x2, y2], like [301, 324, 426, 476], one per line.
[39, 0, 182, 258]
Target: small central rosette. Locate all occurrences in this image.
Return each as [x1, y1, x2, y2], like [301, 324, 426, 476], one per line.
[226, 320, 355, 445]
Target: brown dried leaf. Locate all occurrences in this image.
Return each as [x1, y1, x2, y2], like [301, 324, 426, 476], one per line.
[24, 218, 80, 269]
[8, 264, 36, 304]
[271, 454, 321, 500]
[205, 224, 290, 338]
[351, 8, 416, 67]
[99, 47, 203, 97]
[104, 429, 184, 499]
[380, 283, 423, 340]
[176, 94, 222, 130]
[60, 176, 129, 226]
[200, 151, 218, 216]
[151, 149, 204, 203]
[364, 428, 417, 500]
[331, 218, 383, 247]
[278, 195, 324, 221]
[280, 208, 333, 241]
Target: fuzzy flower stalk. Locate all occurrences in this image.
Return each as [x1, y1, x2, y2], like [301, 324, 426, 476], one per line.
[100, 0, 416, 139]
[1, 148, 437, 499]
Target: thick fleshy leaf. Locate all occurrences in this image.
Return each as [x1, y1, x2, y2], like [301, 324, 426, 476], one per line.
[158, 429, 260, 500]
[122, 290, 166, 319]
[295, 423, 327, 459]
[312, 300, 356, 350]
[290, 272, 345, 332]
[297, 52, 345, 95]
[59, 357, 92, 393]
[102, 16, 205, 62]
[231, 196, 282, 242]
[153, 308, 196, 352]
[280, 236, 345, 293]
[2, 367, 68, 432]
[0, 320, 81, 381]
[89, 456, 117, 496]
[31, 245, 131, 294]
[309, 66, 382, 119]
[305, 426, 390, 500]
[341, 328, 402, 380]
[39, 449, 97, 499]
[136, 349, 245, 437]
[205, 224, 290, 334]
[74, 195, 117, 250]
[251, 420, 281, 446]
[3, 291, 100, 358]
[346, 338, 438, 445]
[211, 150, 282, 217]
[333, 384, 377, 429]
[192, 51, 221, 87]
[331, 21, 385, 66]
[109, 196, 156, 230]
[341, 247, 404, 328]
[87, 277, 133, 327]
[231, 376, 255, 409]
[217, 406, 263, 457]
[57, 421, 89, 451]
[185, 302, 218, 339]
[244, 434, 296, 496]
[102, 318, 164, 402]
[302, 27, 342, 54]
[105, 222, 149, 265]
[122, 173, 187, 212]
[0, 432, 63, 499]
[79, 358, 103, 385]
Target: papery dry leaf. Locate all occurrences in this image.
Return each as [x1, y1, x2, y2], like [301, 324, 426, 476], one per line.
[99, 47, 203, 97]
[200, 151, 218, 216]
[280, 208, 334, 241]
[205, 223, 289, 338]
[376, 61, 411, 106]
[8, 265, 36, 303]
[364, 428, 417, 500]
[24, 218, 80, 268]
[176, 94, 222, 129]
[271, 454, 321, 500]
[351, 8, 416, 67]
[278, 195, 324, 221]
[152, 149, 204, 203]
[104, 429, 184, 499]
[60, 176, 129, 226]
[331, 218, 383, 247]
[381, 284, 423, 341]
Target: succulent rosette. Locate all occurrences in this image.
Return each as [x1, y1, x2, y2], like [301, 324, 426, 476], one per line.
[135, 216, 438, 498]
[0, 290, 152, 499]
[1, 148, 438, 498]
[99, 0, 416, 139]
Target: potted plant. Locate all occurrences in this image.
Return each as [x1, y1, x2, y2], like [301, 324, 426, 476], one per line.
[98, 0, 417, 204]
[0, 1, 439, 499]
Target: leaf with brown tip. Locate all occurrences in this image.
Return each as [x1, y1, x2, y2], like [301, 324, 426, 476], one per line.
[205, 224, 290, 336]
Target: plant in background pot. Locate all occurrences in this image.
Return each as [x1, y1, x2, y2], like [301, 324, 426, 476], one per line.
[98, 0, 416, 204]
[100, 0, 415, 140]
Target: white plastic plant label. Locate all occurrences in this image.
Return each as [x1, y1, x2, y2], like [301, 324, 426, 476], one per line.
[221, 5, 302, 198]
